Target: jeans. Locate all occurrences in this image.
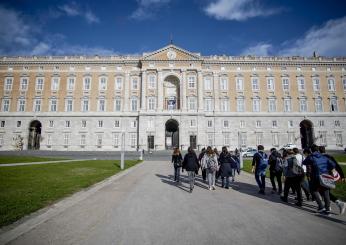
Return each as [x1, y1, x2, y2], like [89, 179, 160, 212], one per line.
[187, 171, 195, 190]
[269, 170, 282, 193]
[283, 176, 302, 204]
[174, 167, 181, 182]
[314, 188, 331, 210]
[207, 170, 216, 188]
[202, 169, 207, 181]
[221, 177, 230, 188]
[231, 168, 236, 181]
[255, 174, 266, 191]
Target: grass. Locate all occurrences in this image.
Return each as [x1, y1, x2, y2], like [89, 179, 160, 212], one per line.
[242, 159, 346, 201]
[332, 154, 346, 163]
[0, 156, 69, 164]
[0, 159, 141, 227]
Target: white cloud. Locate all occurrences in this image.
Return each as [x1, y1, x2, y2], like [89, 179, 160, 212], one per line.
[204, 0, 282, 21]
[57, 2, 99, 23]
[280, 16, 346, 56]
[130, 0, 171, 20]
[241, 42, 272, 56]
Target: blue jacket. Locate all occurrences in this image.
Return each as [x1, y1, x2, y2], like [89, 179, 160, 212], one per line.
[309, 152, 335, 177]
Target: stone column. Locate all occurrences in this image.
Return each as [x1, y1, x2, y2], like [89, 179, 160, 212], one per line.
[213, 73, 220, 112]
[181, 70, 187, 111]
[197, 71, 204, 111]
[157, 70, 163, 111]
[141, 71, 147, 111]
[124, 72, 130, 111]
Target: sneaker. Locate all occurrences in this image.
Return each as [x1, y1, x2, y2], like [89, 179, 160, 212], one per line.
[225, 186, 229, 189]
[190, 188, 193, 193]
[317, 208, 326, 213]
[337, 201, 345, 215]
[259, 190, 265, 195]
[322, 209, 331, 216]
[212, 186, 216, 190]
[232, 178, 235, 182]
[209, 187, 212, 190]
[295, 202, 302, 207]
[280, 196, 288, 203]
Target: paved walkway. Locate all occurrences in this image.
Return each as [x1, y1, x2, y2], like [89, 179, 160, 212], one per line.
[0, 159, 92, 167]
[1, 161, 345, 245]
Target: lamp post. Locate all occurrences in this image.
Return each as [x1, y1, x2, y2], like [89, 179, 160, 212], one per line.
[121, 131, 125, 170]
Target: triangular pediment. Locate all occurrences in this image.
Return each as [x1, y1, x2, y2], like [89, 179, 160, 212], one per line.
[142, 44, 201, 61]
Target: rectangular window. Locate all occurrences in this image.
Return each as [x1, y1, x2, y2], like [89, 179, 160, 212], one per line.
[0, 134, 3, 146]
[115, 77, 123, 90]
[313, 78, 320, 91]
[51, 77, 59, 91]
[98, 99, 105, 112]
[223, 120, 229, 128]
[272, 132, 279, 146]
[268, 99, 276, 112]
[0, 121, 5, 128]
[148, 75, 156, 89]
[236, 78, 244, 91]
[256, 132, 263, 146]
[240, 132, 246, 147]
[298, 78, 305, 91]
[130, 133, 137, 148]
[284, 99, 291, 112]
[330, 98, 338, 112]
[204, 77, 212, 90]
[319, 131, 327, 145]
[288, 120, 294, 128]
[190, 119, 197, 127]
[114, 120, 120, 128]
[343, 78, 346, 91]
[240, 120, 245, 128]
[80, 134, 86, 146]
[256, 120, 261, 128]
[220, 77, 228, 90]
[49, 120, 54, 127]
[336, 132, 342, 146]
[83, 77, 91, 90]
[148, 97, 156, 110]
[224, 133, 230, 146]
[65, 120, 71, 128]
[115, 98, 121, 111]
[335, 120, 341, 127]
[188, 76, 196, 89]
[132, 78, 138, 90]
[207, 133, 214, 146]
[18, 99, 25, 112]
[97, 134, 103, 147]
[34, 99, 41, 112]
[131, 120, 137, 128]
[64, 133, 70, 145]
[220, 99, 229, 112]
[272, 120, 278, 128]
[315, 99, 323, 112]
[204, 98, 213, 112]
[252, 78, 259, 91]
[50, 99, 57, 112]
[328, 78, 336, 91]
[131, 98, 138, 111]
[47, 134, 52, 146]
[5, 78, 13, 91]
[98, 120, 103, 128]
[207, 120, 213, 128]
[20, 78, 28, 90]
[267, 78, 275, 90]
[36, 78, 44, 90]
[17, 121, 21, 127]
[288, 132, 295, 144]
[252, 99, 260, 112]
[81, 120, 87, 128]
[319, 120, 325, 127]
[99, 77, 107, 90]
[237, 98, 244, 112]
[282, 78, 289, 91]
[82, 100, 89, 112]
[2, 99, 10, 112]
[188, 97, 197, 110]
[66, 99, 73, 112]
[113, 133, 119, 147]
[67, 78, 75, 90]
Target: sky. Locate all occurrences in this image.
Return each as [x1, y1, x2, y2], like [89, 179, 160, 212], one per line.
[0, 0, 346, 57]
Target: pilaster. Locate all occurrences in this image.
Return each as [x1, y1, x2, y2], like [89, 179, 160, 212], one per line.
[141, 71, 147, 111]
[198, 71, 204, 111]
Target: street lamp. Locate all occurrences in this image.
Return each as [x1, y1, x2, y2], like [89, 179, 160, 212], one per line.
[121, 130, 125, 170]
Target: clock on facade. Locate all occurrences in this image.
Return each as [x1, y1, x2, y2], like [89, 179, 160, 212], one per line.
[167, 50, 176, 59]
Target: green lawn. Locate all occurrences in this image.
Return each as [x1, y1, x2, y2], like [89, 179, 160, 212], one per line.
[0, 156, 69, 164]
[242, 159, 346, 201]
[332, 154, 346, 163]
[0, 160, 141, 227]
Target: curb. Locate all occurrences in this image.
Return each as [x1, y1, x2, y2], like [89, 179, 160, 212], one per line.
[0, 159, 92, 167]
[0, 160, 145, 245]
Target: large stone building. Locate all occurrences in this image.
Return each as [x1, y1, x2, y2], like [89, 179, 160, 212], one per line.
[0, 44, 345, 151]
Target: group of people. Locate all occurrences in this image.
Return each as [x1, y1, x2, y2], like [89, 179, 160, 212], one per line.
[171, 146, 240, 192]
[251, 144, 345, 215]
[171, 143, 345, 216]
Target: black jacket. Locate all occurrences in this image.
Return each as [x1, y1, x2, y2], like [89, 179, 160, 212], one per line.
[171, 154, 183, 164]
[269, 150, 281, 171]
[182, 152, 199, 171]
[218, 152, 232, 177]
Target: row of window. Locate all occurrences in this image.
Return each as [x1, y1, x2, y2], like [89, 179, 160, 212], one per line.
[4, 76, 346, 92]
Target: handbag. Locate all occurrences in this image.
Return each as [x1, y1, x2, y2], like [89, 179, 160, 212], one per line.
[319, 172, 339, 189]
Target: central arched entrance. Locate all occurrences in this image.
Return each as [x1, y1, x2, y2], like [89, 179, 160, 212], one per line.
[300, 120, 314, 149]
[165, 119, 179, 149]
[28, 120, 42, 150]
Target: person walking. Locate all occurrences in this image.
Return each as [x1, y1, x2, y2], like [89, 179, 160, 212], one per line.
[281, 149, 304, 206]
[293, 147, 310, 200]
[268, 148, 283, 194]
[182, 147, 199, 193]
[218, 146, 232, 189]
[229, 151, 240, 182]
[304, 144, 336, 214]
[201, 146, 218, 190]
[198, 148, 207, 181]
[252, 145, 268, 195]
[171, 147, 183, 183]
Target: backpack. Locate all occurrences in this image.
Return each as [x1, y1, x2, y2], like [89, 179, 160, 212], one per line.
[258, 152, 268, 172]
[207, 156, 218, 172]
[275, 157, 284, 172]
[288, 157, 304, 176]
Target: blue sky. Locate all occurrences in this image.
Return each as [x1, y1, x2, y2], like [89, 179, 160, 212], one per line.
[0, 0, 346, 56]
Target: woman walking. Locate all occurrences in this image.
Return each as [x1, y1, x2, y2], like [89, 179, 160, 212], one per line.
[171, 147, 183, 183]
[218, 146, 232, 189]
[182, 147, 199, 193]
[202, 146, 218, 190]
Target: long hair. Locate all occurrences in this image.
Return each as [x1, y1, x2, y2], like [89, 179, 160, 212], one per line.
[188, 146, 195, 154]
[206, 146, 214, 156]
[173, 147, 180, 155]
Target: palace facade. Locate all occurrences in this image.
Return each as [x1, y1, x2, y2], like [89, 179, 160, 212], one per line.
[0, 44, 345, 151]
